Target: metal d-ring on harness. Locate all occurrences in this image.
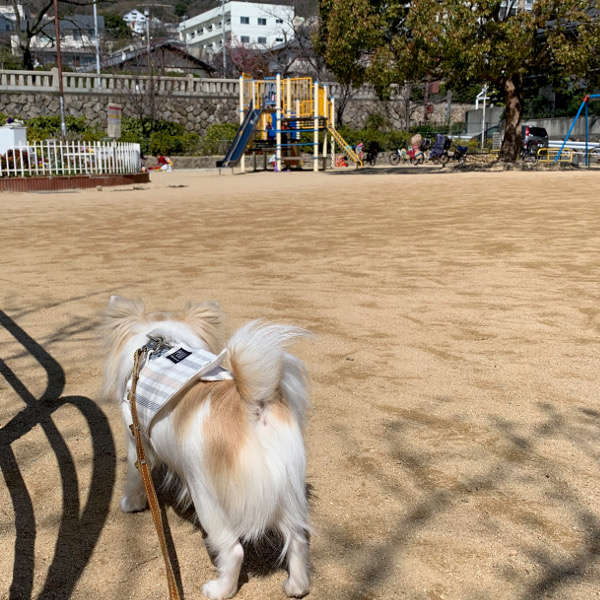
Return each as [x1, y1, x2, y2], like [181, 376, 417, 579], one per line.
[127, 334, 182, 600]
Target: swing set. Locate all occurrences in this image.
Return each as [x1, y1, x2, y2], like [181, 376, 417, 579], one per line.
[554, 94, 600, 166]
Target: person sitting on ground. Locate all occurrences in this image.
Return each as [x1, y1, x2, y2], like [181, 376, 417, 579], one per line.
[156, 154, 173, 172]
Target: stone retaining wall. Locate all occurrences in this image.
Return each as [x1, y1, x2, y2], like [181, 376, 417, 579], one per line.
[0, 70, 473, 134]
[1, 92, 239, 139]
[1, 90, 470, 134]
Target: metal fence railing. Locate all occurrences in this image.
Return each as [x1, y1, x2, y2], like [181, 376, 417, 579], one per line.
[0, 140, 142, 178]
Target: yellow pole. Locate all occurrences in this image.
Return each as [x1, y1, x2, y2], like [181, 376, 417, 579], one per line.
[322, 84, 328, 170]
[276, 73, 282, 172]
[331, 96, 336, 166]
[313, 81, 319, 172]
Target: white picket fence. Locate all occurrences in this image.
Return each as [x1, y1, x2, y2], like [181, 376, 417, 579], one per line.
[0, 140, 142, 178]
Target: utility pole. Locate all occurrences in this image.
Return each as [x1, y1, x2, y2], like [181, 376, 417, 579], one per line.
[145, 8, 150, 55]
[221, 0, 226, 76]
[53, 0, 67, 138]
[93, 0, 101, 88]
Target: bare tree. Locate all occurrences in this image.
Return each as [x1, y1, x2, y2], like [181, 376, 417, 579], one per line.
[108, 47, 179, 149]
[330, 80, 355, 127]
[260, 2, 325, 79]
[392, 83, 422, 131]
[10, 0, 95, 70]
[227, 40, 271, 78]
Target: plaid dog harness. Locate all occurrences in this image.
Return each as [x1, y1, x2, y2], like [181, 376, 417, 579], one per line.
[124, 335, 233, 435]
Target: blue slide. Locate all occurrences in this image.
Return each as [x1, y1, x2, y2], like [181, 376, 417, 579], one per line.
[216, 106, 263, 168]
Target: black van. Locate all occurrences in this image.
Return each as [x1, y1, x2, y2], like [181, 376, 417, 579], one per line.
[522, 125, 549, 149]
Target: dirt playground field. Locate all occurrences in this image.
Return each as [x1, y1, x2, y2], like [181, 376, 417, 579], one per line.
[1, 166, 600, 600]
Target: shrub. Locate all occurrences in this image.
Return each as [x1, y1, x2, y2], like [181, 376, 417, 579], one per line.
[26, 115, 104, 142]
[119, 117, 148, 148]
[148, 130, 200, 155]
[336, 124, 394, 152]
[119, 117, 200, 155]
[199, 122, 239, 155]
[388, 130, 412, 150]
[363, 112, 389, 131]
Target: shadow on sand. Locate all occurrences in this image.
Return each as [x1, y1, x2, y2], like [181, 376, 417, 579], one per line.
[0, 309, 116, 600]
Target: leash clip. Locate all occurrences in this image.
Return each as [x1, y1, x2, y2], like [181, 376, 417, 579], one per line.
[144, 333, 173, 359]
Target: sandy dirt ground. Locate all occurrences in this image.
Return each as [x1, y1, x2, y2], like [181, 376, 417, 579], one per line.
[1, 165, 600, 600]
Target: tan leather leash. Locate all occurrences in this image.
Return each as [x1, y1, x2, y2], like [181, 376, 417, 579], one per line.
[128, 344, 182, 600]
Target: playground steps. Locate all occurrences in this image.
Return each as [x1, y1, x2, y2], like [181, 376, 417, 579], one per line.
[327, 124, 363, 167]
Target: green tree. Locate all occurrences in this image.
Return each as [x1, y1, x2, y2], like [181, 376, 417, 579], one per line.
[315, 0, 378, 124]
[102, 12, 132, 42]
[373, 0, 600, 161]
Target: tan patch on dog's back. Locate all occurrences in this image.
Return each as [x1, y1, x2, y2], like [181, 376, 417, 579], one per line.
[203, 381, 247, 476]
[173, 381, 248, 498]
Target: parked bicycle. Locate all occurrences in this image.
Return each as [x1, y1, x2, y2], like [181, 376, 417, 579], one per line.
[407, 139, 431, 165]
[389, 147, 410, 166]
[430, 136, 453, 165]
[365, 141, 379, 166]
[449, 144, 468, 165]
[429, 134, 449, 165]
[521, 140, 539, 163]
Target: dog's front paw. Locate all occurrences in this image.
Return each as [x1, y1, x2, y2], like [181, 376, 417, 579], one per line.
[202, 579, 237, 600]
[120, 492, 147, 513]
[283, 577, 310, 598]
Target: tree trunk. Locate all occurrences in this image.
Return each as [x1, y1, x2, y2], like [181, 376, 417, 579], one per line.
[22, 45, 33, 70]
[335, 82, 353, 127]
[499, 73, 524, 162]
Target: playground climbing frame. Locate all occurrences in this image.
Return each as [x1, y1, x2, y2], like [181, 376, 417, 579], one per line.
[234, 73, 362, 172]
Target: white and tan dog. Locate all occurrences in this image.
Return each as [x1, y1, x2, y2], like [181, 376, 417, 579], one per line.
[101, 295, 311, 599]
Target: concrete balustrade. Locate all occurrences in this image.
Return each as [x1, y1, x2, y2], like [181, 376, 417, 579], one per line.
[0, 68, 242, 97]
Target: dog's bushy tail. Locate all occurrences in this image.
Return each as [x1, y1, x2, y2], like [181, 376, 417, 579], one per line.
[227, 320, 311, 426]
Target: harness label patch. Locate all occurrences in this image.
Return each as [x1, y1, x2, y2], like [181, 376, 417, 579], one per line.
[167, 348, 192, 364]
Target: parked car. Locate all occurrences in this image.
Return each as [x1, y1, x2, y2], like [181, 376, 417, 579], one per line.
[522, 125, 548, 149]
[468, 125, 500, 144]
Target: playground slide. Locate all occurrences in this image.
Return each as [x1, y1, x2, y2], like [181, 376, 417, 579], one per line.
[216, 106, 263, 168]
[327, 124, 363, 167]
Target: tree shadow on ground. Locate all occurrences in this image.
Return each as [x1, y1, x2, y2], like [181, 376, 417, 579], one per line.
[320, 398, 600, 599]
[0, 309, 116, 600]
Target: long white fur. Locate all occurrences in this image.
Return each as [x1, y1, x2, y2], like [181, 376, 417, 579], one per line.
[101, 296, 311, 600]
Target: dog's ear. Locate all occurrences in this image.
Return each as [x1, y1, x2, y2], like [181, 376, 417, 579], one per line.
[101, 295, 146, 345]
[183, 301, 226, 353]
[105, 295, 145, 321]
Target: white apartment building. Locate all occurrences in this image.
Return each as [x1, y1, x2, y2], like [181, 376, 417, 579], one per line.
[123, 9, 148, 36]
[178, 2, 294, 55]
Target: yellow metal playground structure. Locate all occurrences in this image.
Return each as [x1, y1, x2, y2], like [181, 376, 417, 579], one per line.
[216, 74, 362, 172]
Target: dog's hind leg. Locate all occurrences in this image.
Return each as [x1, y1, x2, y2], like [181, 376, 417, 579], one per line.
[120, 404, 148, 512]
[193, 496, 244, 599]
[201, 538, 244, 600]
[282, 528, 310, 598]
